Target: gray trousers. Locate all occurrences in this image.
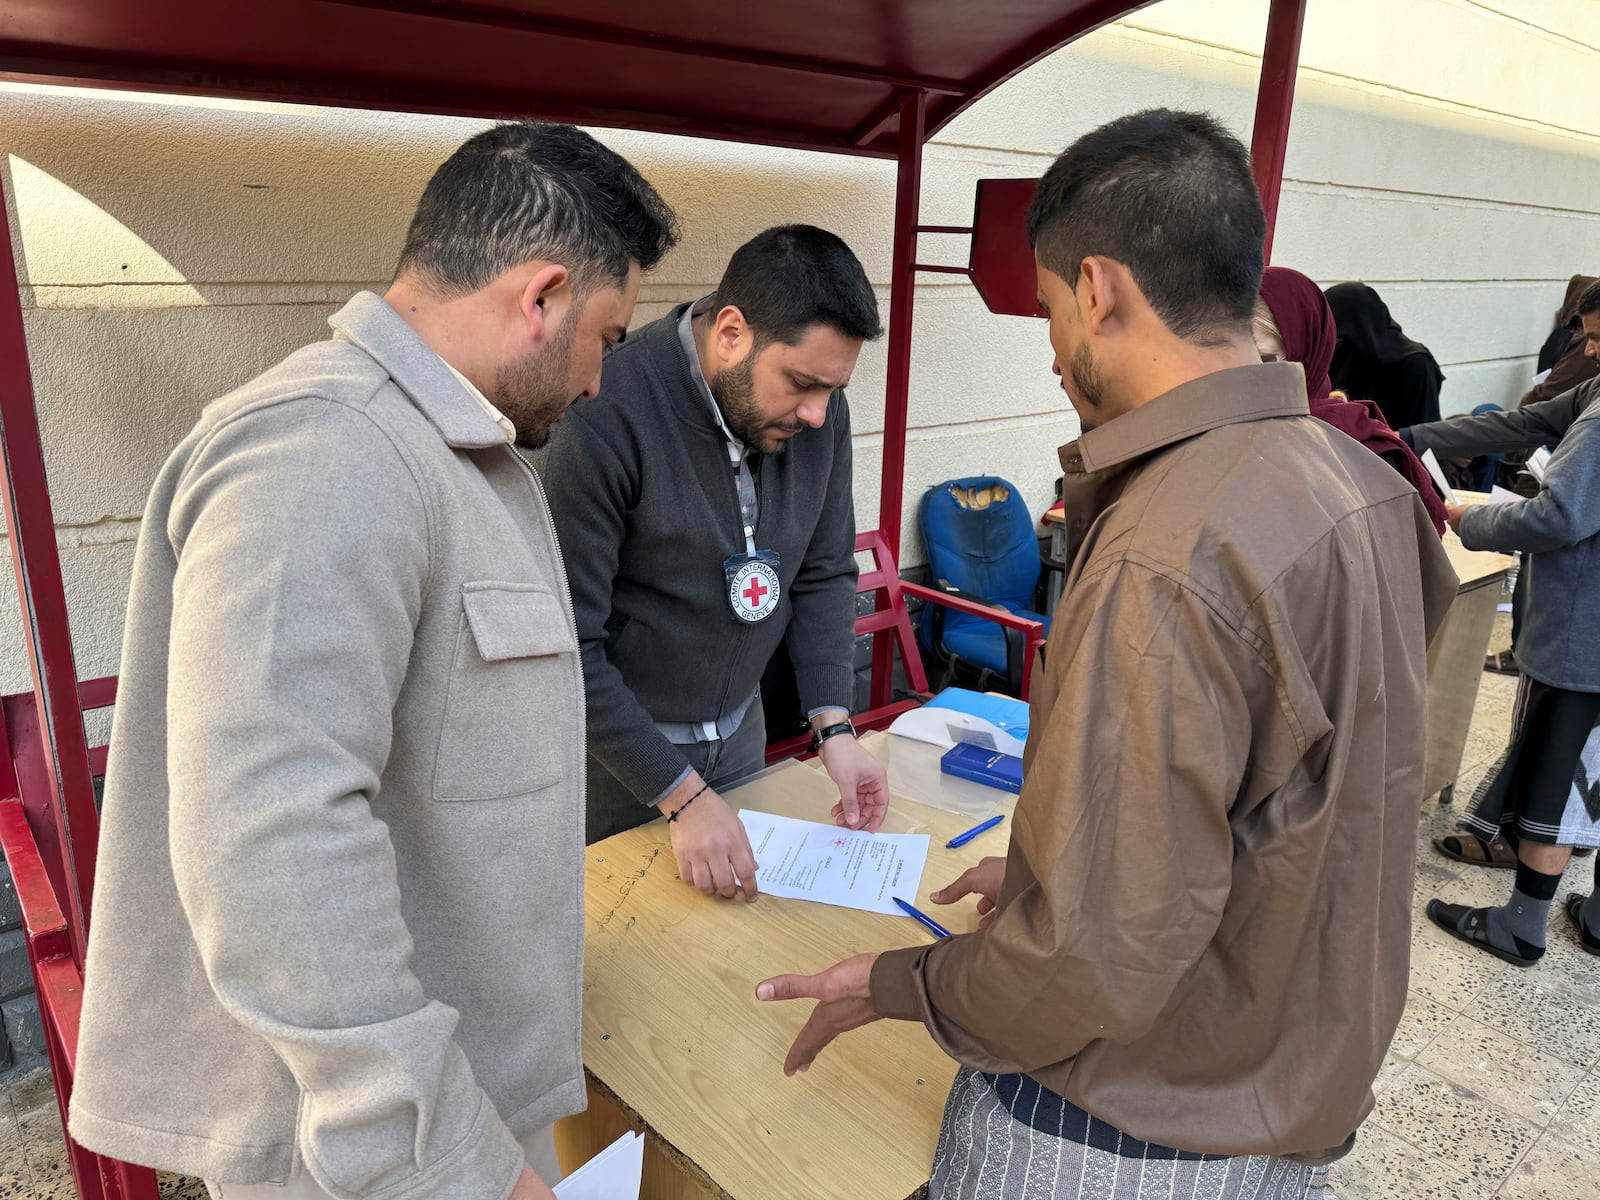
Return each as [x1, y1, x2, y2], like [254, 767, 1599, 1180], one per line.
[585, 695, 768, 844]
[930, 1069, 1335, 1200]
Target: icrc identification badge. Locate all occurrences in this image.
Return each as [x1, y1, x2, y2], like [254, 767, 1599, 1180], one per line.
[724, 550, 782, 623]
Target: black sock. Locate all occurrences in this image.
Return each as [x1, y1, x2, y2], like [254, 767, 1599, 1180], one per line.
[1485, 860, 1562, 955]
[1581, 857, 1600, 935]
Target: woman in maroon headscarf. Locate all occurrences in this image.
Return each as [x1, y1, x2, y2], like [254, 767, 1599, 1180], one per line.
[1255, 266, 1448, 535]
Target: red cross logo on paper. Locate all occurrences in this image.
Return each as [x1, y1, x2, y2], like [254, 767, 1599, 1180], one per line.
[729, 559, 780, 624]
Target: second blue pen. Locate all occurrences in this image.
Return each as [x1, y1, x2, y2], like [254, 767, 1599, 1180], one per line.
[946, 813, 1005, 850]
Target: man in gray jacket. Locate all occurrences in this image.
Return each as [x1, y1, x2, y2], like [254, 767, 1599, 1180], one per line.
[1428, 279, 1600, 966]
[68, 122, 678, 1200]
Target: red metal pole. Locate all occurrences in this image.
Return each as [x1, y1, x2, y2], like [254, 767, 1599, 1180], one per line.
[0, 166, 98, 963]
[1249, 0, 1308, 263]
[870, 89, 926, 708]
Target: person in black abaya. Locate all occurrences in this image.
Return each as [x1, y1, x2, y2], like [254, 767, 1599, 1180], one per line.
[1326, 281, 1445, 428]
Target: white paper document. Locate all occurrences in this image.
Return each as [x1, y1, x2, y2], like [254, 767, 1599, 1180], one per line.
[738, 811, 929, 916]
[554, 1131, 643, 1200]
[1419, 448, 1458, 504]
[1527, 446, 1552, 483]
[1488, 486, 1522, 505]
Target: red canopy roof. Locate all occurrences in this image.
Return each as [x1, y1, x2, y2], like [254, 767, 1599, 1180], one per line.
[0, 0, 1150, 155]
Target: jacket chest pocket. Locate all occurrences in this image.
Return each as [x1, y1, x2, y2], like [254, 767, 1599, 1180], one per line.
[434, 582, 578, 802]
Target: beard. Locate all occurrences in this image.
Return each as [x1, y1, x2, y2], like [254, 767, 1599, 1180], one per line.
[495, 302, 581, 451]
[1067, 339, 1107, 429]
[710, 353, 804, 454]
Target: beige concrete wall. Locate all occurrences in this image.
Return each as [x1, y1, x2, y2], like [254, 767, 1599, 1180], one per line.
[1, 0, 1597, 708]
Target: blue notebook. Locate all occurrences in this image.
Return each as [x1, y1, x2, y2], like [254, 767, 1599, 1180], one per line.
[940, 742, 1024, 794]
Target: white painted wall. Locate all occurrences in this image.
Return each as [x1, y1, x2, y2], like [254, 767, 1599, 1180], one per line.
[1, 0, 1597, 711]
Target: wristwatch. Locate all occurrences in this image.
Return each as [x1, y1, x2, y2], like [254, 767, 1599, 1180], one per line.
[809, 719, 857, 753]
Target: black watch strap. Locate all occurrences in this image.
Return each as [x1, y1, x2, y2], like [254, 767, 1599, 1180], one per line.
[810, 719, 856, 753]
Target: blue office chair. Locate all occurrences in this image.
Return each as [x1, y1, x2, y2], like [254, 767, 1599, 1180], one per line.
[1469, 403, 1504, 491]
[917, 476, 1053, 696]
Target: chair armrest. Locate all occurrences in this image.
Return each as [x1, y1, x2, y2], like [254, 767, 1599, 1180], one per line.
[901, 581, 1047, 697]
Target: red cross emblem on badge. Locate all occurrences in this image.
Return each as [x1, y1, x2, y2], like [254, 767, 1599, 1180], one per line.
[730, 559, 780, 624]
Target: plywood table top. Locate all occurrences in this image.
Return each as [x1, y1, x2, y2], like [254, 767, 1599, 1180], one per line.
[580, 738, 1014, 1200]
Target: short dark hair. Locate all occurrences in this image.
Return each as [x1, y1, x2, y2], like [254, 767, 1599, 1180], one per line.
[716, 225, 883, 346]
[1578, 279, 1600, 318]
[396, 121, 679, 296]
[1027, 109, 1265, 343]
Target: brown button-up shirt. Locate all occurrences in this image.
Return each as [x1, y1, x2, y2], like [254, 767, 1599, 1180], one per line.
[872, 362, 1458, 1164]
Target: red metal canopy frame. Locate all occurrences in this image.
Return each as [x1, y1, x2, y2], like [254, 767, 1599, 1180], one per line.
[0, 2, 1307, 1195]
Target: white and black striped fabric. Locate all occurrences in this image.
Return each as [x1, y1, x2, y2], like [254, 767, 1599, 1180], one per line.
[928, 1069, 1336, 1200]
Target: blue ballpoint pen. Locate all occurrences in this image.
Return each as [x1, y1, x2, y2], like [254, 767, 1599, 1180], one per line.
[946, 814, 1005, 850]
[894, 896, 951, 939]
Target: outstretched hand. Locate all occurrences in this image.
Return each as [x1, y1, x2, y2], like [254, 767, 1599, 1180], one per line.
[756, 953, 881, 1076]
[931, 856, 1006, 929]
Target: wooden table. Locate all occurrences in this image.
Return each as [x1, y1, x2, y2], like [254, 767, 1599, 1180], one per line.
[1424, 517, 1516, 802]
[554, 738, 1013, 1199]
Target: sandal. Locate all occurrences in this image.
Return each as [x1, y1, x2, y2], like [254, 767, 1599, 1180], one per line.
[1433, 831, 1518, 870]
[1484, 650, 1519, 675]
[1426, 900, 1543, 967]
[1563, 894, 1600, 956]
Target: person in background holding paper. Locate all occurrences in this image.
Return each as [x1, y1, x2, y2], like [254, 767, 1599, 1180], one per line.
[1399, 287, 1600, 684]
[758, 109, 1457, 1199]
[1427, 281, 1600, 968]
[69, 123, 680, 1200]
[540, 227, 890, 897]
[1252, 265, 1447, 533]
[1520, 273, 1598, 410]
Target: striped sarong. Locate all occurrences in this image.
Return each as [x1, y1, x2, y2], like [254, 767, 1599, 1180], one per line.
[929, 1069, 1335, 1200]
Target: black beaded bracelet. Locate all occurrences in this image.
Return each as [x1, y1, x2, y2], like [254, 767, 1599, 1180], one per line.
[668, 781, 711, 823]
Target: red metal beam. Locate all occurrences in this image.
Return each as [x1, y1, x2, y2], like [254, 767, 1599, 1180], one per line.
[325, 0, 972, 96]
[0, 168, 98, 963]
[870, 91, 926, 708]
[1249, 0, 1308, 262]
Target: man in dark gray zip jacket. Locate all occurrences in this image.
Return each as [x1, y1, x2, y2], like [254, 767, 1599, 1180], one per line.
[542, 226, 890, 897]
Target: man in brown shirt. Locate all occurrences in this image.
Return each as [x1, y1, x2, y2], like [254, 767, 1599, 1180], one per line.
[758, 109, 1458, 1199]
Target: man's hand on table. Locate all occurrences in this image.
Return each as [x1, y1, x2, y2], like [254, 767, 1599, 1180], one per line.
[931, 856, 1007, 929]
[659, 776, 760, 901]
[510, 1165, 558, 1200]
[1444, 501, 1468, 534]
[756, 952, 882, 1076]
[817, 728, 890, 833]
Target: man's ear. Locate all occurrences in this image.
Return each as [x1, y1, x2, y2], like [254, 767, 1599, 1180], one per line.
[1078, 257, 1116, 337]
[712, 304, 753, 364]
[518, 264, 571, 343]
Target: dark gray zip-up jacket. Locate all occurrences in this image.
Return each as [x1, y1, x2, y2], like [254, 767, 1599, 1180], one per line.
[541, 302, 858, 806]
[1404, 375, 1599, 460]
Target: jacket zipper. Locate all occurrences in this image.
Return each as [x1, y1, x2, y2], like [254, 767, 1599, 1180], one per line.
[510, 445, 587, 807]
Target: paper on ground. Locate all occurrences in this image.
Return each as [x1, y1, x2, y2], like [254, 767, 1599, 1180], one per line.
[739, 810, 929, 916]
[1419, 448, 1458, 504]
[554, 1131, 643, 1200]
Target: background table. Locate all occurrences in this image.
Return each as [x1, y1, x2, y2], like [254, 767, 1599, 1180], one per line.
[1425, 505, 1517, 802]
[554, 737, 1013, 1200]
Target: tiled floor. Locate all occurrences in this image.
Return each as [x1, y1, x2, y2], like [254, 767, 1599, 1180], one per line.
[0, 649, 1595, 1198]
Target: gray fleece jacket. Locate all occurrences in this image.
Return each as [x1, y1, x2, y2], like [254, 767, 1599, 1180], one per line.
[69, 293, 586, 1199]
